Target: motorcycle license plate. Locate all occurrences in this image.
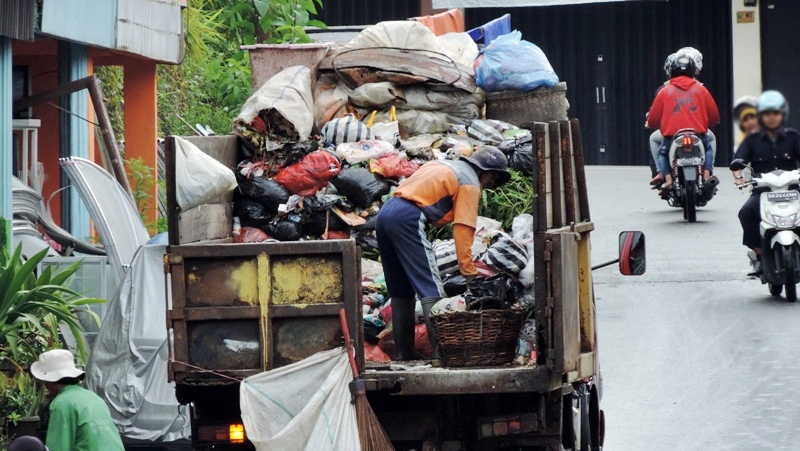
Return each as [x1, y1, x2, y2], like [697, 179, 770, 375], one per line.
[767, 191, 800, 202]
[676, 157, 702, 166]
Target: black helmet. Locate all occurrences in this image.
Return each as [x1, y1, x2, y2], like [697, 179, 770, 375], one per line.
[461, 145, 511, 187]
[669, 53, 696, 78]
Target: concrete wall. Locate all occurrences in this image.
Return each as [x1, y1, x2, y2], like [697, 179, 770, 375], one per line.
[730, 0, 761, 143]
[730, 0, 761, 98]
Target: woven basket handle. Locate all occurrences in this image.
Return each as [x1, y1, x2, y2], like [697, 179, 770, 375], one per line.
[465, 296, 504, 311]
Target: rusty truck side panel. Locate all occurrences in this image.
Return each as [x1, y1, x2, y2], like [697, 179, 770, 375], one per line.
[164, 136, 363, 388]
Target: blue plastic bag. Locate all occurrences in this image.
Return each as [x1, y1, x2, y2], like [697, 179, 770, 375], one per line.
[475, 30, 559, 92]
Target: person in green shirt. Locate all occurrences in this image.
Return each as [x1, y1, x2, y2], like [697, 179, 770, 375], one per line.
[30, 349, 124, 451]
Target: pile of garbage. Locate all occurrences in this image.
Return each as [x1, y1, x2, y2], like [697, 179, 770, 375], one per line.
[180, 19, 560, 365]
[226, 26, 554, 246]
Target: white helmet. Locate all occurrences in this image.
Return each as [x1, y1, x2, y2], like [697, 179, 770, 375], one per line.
[663, 53, 677, 78]
[677, 47, 702, 75]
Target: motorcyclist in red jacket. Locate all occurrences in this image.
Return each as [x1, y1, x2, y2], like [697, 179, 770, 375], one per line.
[646, 52, 720, 189]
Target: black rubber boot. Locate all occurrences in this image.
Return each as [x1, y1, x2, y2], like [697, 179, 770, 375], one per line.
[391, 297, 420, 360]
[420, 297, 441, 360]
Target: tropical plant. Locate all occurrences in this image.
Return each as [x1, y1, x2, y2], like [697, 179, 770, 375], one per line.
[0, 244, 104, 435]
[0, 245, 104, 369]
[253, 0, 327, 44]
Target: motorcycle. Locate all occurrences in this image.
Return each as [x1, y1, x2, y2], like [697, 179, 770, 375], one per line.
[656, 128, 718, 222]
[730, 158, 800, 302]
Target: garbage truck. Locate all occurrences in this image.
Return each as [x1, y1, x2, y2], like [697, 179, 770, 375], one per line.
[163, 119, 644, 451]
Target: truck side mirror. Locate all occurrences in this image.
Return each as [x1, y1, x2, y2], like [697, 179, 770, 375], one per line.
[619, 231, 646, 275]
[729, 158, 747, 171]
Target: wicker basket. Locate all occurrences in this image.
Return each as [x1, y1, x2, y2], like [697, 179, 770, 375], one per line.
[431, 298, 525, 367]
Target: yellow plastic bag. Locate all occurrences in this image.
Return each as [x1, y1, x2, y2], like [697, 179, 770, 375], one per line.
[366, 106, 400, 145]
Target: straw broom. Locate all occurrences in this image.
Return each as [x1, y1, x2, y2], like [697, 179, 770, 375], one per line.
[339, 309, 395, 451]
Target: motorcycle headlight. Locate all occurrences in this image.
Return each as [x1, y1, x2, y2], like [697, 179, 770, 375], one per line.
[765, 210, 799, 228]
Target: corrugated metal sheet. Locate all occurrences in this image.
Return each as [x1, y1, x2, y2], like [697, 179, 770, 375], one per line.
[466, 0, 733, 166]
[41, 0, 183, 63]
[318, 0, 419, 26]
[117, 0, 183, 63]
[41, 0, 116, 48]
[1, 0, 35, 41]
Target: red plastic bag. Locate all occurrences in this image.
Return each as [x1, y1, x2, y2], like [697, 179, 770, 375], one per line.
[414, 323, 433, 358]
[273, 150, 341, 196]
[376, 322, 433, 360]
[365, 342, 392, 362]
[233, 226, 272, 243]
[369, 154, 420, 179]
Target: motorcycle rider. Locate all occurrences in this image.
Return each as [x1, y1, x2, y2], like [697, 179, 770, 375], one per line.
[647, 52, 720, 189]
[649, 47, 718, 186]
[732, 90, 800, 276]
[733, 96, 760, 149]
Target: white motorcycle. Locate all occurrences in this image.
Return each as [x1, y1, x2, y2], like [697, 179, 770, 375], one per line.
[731, 158, 800, 301]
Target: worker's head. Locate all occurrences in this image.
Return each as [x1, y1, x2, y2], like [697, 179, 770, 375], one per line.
[757, 90, 789, 131]
[461, 146, 511, 189]
[31, 349, 85, 385]
[8, 436, 49, 451]
[733, 96, 759, 133]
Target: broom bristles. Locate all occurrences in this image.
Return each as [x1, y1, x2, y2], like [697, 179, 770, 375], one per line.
[351, 379, 394, 451]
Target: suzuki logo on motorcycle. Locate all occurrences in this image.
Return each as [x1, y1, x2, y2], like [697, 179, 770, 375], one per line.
[767, 191, 800, 202]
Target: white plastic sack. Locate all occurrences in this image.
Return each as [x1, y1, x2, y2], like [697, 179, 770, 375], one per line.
[240, 348, 361, 451]
[174, 136, 238, 210]
[336, 139, 397, 165]
[234, 65, 315, 143]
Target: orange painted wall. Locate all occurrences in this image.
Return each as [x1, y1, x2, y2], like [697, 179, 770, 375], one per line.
[12, 39, 63, 222]
[123, 56, 158, 226]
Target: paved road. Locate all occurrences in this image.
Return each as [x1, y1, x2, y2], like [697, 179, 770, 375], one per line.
[586, 166, 800, 451]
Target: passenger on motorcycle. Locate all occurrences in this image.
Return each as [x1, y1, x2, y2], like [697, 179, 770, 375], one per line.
[648, 47, 718, 186]
[646, 52, 720, 189]
[733, 96, 760, 149]
[732, 90, 800, 276]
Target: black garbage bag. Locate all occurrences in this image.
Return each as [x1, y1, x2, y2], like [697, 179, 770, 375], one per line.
[509, 142, 535, 175]
[498, 133, 535, 176]
[331, 167, 392, 209]
[303, 193, 354, 212]
[465, 273, 523, 309]
[235, 198, 273, 229]
[304, 210, 350, 236]
[265, 219, 304, 241]
[354, 230, 380, 260]
[283, 141, 320, 167]
[237, 176, 291, 214]
[443, 274, 469, 297]
[351, 214, 377, 231]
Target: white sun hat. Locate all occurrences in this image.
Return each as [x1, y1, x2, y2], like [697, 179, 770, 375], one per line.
[30, 349, 85, 382]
